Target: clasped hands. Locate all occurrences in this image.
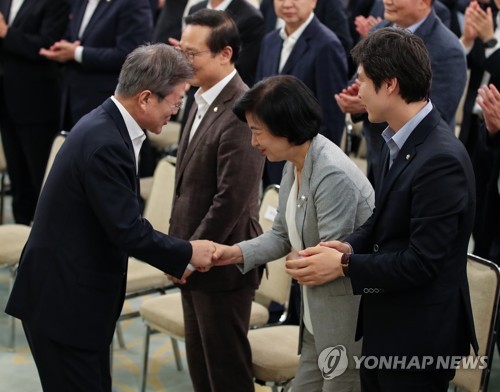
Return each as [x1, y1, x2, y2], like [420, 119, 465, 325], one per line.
[169, 240, 351, 287]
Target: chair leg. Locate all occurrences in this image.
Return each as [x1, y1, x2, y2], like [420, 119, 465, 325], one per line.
[140, 325, 152, 392]
[116, 322, 126, 349]
[171, 337, 183, 371]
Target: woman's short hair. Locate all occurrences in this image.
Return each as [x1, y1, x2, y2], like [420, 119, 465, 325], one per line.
[233, 75, 322, 145]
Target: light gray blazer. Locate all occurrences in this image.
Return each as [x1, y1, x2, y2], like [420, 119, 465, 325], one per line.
[239, 134, 374, 362]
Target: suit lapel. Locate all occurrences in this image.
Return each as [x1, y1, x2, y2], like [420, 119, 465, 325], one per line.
[373, 108, 441, 222]
[413, 9, 437, 41]
[281, 18, 317, 75]
[70, 0, 87, 40]
[8, 0, 32, 25]
[102, 98, 138, 189]
[175, 73, 241, 186]
[80, 0, 111, 42]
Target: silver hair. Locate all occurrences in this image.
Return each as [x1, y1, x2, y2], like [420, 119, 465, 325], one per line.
[115, 43, 194, 99]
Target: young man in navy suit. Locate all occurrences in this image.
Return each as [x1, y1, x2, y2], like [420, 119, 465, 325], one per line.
[6, 44, 215, 392]
[287, 28, 478, 391]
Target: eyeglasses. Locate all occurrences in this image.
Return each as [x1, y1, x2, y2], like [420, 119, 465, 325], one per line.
[154, 93, 183, 110]
[176, 46, 212, 61]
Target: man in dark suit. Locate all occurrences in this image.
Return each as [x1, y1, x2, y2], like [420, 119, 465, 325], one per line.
[288, 28, 478, 391]
[5, 44, 214, 392]
[336, 0, 467, 186]
[260, 0, 353, 58]
[39, 0, 153, 129]
[168, 10, 264, 392]
[0, 0, 69, 225]
[153, 0, 188, 43]
[257, 0, 347, 186]
[189, 0, 264, 87]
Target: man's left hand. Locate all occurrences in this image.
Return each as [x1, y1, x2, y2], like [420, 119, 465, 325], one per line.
[285, 245, 344, 286]
[39, 40, 80, 62]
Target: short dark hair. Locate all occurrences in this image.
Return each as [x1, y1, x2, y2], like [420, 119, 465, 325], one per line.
[351, 28, 431, 104]
[185, 9, 241, 64]
[116, 43, 194, 99]
[233, 75, 322, 145]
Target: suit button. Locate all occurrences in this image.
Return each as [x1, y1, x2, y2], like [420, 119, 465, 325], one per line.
[373, 244, 379, 252]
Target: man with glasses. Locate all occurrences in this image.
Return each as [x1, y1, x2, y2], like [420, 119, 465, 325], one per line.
[167, 9, 264, 392]
[5, 43, 215, 392]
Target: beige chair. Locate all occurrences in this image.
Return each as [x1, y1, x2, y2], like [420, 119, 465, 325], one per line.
[451, 254, 500, 392]
[115, 158, 177, 349]
[140, 122, 181, 201]
[0, 131, 67, 350]
[248, 325, 300, 391]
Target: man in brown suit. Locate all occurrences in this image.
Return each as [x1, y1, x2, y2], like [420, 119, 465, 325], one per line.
[168, 9, 265, 392]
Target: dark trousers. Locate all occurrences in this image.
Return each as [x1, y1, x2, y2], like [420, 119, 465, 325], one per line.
[360, 364, 455, 392]
[181, 286, 255, 392]
[22, 321, 111, 392]
[0, 101, 57, 224]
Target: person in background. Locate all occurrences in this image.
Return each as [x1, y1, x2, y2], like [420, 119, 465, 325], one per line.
[0, 0, 69, 225]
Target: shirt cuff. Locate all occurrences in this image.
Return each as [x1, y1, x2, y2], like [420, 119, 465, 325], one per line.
[186, 263, 196, 272]
[74, 46, 84, 63]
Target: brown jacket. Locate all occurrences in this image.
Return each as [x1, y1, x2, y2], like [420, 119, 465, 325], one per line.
[169, 73, 264, 291]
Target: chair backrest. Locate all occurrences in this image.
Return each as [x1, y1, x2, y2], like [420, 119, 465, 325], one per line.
[451, 254, 500, 392]
[255, 185, 292, 314]
[42, 131, 68, 188]
[143, 157, 176, 234]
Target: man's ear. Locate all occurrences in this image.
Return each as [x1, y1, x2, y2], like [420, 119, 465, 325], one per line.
[385, 78, 399, 95]
[138, 90, 153, 109]
[219, 46, 233, 65]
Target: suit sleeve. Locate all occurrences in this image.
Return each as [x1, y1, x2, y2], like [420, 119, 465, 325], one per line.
[2, 0, 69, 60]
[320, 0, 353, 56]
[234, 10, 265, 86]
[81, 0, 153, 71]
[484, 48, 500, 79]
[428, 38, 467, 127]
[190, 115, 265, 242]
[84, 142, 191, 279]
[315, 39, 348, 145]
[348, 153, 471, 293]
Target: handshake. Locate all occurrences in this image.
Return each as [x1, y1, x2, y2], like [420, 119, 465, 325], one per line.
[167, 240, 244, 284]
[170, 239, 352, 286]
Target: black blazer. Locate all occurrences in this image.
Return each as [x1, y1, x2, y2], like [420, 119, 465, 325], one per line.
[153, 0, 187, 42]
[0, 0, 69, 124]
[190, 0, 264, 86]
[6, 99, 192, 351]
[347, 108, 479, 359]
[63, 0, 153, 126]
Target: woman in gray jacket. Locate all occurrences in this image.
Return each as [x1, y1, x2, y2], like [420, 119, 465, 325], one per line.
[214, 75, 374, 391]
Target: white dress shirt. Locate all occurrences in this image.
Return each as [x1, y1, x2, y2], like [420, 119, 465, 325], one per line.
[110, 96, 146, 173]
[278, 12, 314, 73]
[189, 69, 237, 142]
[75, 0, 100, 63]
[7, 0, 24, 24]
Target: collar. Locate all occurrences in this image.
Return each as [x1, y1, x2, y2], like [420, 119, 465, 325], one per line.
[395, 12, 429, 33]
[207, 0, 233, 10]
[382, 100, 433, 152]
[194, 69, 237, 108]
[279, 12, 314, 42]
[110, 96, 146, 144]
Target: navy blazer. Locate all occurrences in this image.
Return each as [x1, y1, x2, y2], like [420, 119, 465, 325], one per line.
[190, 0, 265, 87]
[6, 99, 192, 351]
[260, 0, 352, 56]
[63, 0, 153, 126]
[256, 16, 347, 145]
[0, 0, 69, 124]
[346, 108, 478, 359]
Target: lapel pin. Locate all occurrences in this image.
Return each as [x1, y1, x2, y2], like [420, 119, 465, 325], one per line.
[406, 154, 411, 160]
[213, 107, 218, 112]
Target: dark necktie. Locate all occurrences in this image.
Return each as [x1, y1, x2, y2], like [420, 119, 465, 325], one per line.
[1, 0, 12, 22]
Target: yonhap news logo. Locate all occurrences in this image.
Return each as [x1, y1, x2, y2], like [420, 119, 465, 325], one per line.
[318, 346, 488, 380]
[317, 345, 349, 380]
